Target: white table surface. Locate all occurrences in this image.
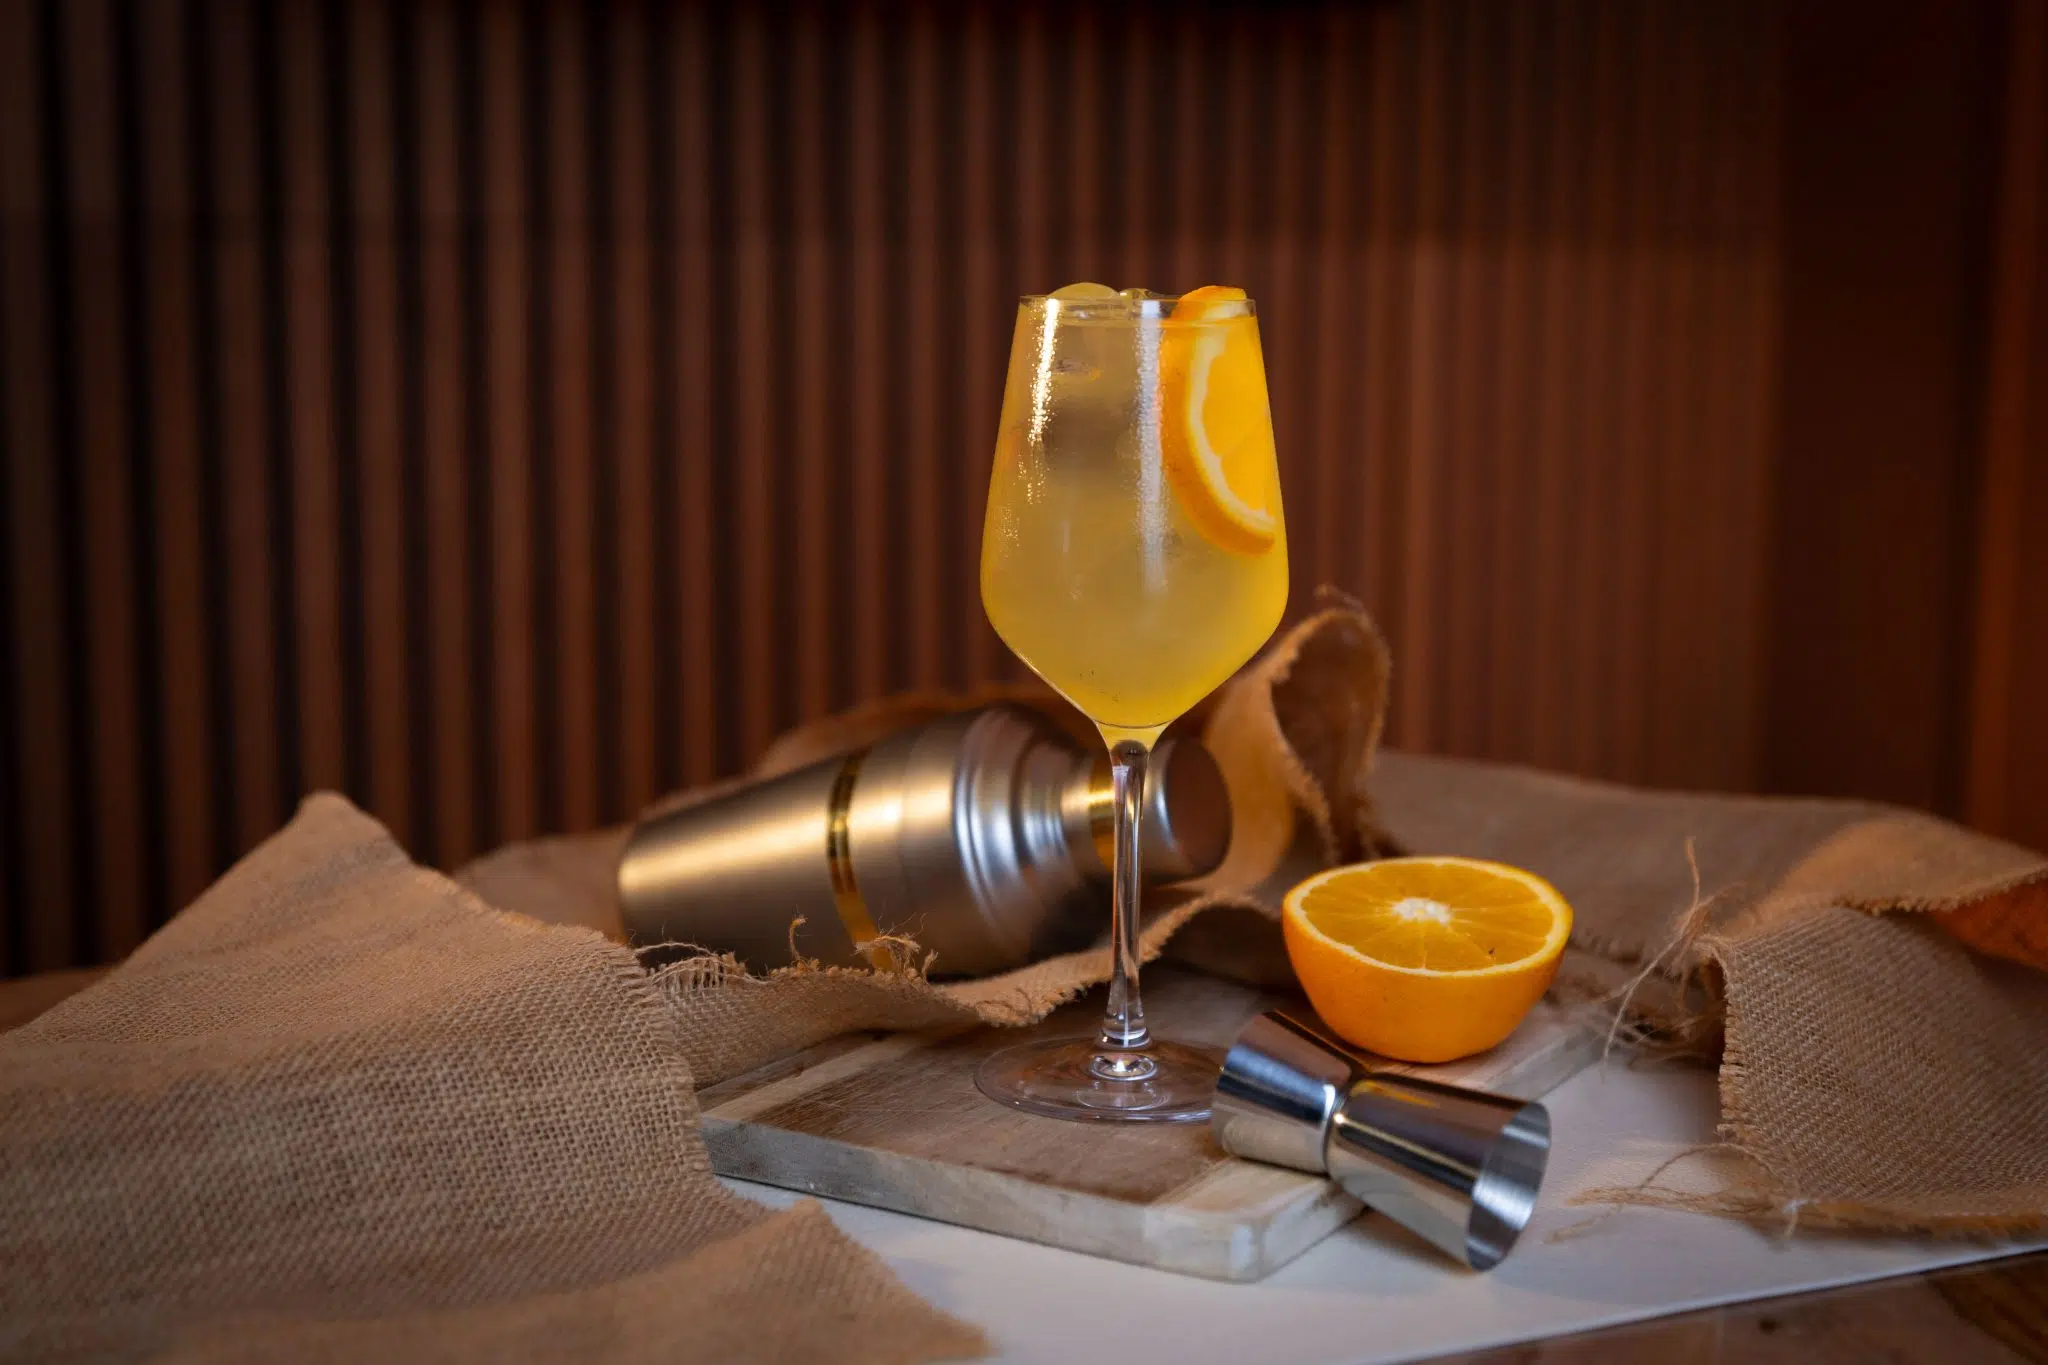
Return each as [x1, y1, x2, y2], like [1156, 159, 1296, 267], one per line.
[725, 1057, 2044, 1364]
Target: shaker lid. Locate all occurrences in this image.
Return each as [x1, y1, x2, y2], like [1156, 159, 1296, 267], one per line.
[1141, 735, 1233, 882]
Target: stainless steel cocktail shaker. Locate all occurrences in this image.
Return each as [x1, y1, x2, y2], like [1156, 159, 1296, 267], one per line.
[617, 704, 1232, 977]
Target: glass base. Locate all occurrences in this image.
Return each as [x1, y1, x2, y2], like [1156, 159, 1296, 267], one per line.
[974, 1036, 1222, 1123]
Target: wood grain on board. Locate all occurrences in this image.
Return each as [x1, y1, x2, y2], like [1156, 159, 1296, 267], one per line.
[698, 967, 1601, 1281]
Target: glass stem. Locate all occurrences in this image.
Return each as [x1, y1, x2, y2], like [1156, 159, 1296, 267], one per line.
[1097, 738, 1152, 1056]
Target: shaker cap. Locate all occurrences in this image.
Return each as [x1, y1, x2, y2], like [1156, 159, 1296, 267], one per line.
[1123, 734, 1235, 882]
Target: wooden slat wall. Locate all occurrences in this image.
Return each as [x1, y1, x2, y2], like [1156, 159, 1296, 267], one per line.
[1763, 0, 2008, 817]
[0, 0, 1788, 973]
[1968, 0, 2048, 855]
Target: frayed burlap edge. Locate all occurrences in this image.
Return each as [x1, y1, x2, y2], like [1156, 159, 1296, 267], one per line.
[1573, 862, 2048, 1236]
[648, 883, 1307, 1089]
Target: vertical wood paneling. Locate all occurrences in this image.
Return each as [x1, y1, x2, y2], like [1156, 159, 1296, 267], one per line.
[392, 4, 436, 859]
[1486, 0, 1534, 767]
[784, 6, 832, 724]
[1607, 3, 1655, 782]
[1575, 1, 1627, 778]
[666, 1, 716, 789]
[606, 0, 655, 823]
[1524, 0, 1575, 773]
[279, 0, 345, 807]
[1266, 11, 1310, 597]
[63, 0, 145, 960]
[134, 0, 214, 920]
[1107, 5, 1147, 294]
[1731, 0, 1784, 797]
[1399, 0, 1448, 752]
[208, 0, 285, 856]
[1764, 0, 2002, 811]
[2, 0, 1862, 970]
[581, 1, 622, 829]
[1, 0, 77, 974]
[1356, 2, 1410, 667]
[348, 1, 410, 837]
[109, 1, 169, 937]
[1444, 0, 1493, 762]
[1164, 10, 1200, 305]
[543, 0, 597, 832]
[417, 0, 476, 861]
[725, 12, 776, 763]
[1967, 0, 2048, 854]
[845, 8, 890, 701]
[1656, 3, 1707, 782]
[1306, 5, 1353, 604]
[903, 16, 943, 692]
[956, 6, 1002, 691]
[479, 0, 535, 840]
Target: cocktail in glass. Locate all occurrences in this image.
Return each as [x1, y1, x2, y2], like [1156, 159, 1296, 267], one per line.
[977, 284, 1288, 1121]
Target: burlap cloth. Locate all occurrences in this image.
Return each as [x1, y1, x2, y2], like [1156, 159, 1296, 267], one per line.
[466, 601, 2048, 1235]
[6, 602, 2046, 1360]
[0, 795, 987, 1362]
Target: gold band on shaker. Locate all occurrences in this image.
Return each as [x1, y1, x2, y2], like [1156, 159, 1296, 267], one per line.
[1087, 754, 1118, 868]
[825, 747, 899, 972]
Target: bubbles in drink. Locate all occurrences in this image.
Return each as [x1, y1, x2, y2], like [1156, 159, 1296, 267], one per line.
[986, 283, 1287, 733]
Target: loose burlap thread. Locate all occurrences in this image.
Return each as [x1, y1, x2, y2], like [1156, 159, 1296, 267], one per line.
[471, 600, 2048, 1235]
[0, 796, 986, 1363]
[1368, 755, 2048, 1231]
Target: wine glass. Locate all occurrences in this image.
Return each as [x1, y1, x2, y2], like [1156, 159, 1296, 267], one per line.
[976, 284, 1288, 1121]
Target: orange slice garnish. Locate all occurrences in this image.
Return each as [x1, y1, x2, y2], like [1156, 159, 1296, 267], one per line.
[1159, 286, 1280, 555]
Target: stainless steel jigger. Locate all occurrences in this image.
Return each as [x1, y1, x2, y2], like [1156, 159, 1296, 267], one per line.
[1212, 1012, 1551, 1270]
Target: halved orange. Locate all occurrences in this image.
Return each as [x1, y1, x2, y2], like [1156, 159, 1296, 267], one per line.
[1281, 857, 1574, 1063]
[1159, 285, 1281, 554]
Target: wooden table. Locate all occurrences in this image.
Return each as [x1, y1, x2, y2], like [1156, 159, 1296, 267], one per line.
[5, 968, 2041, 1362]
[1437, 1251, 2048, 1363]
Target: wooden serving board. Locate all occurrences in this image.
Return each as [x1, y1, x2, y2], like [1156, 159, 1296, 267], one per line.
[698, 967, 1602, 1281]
